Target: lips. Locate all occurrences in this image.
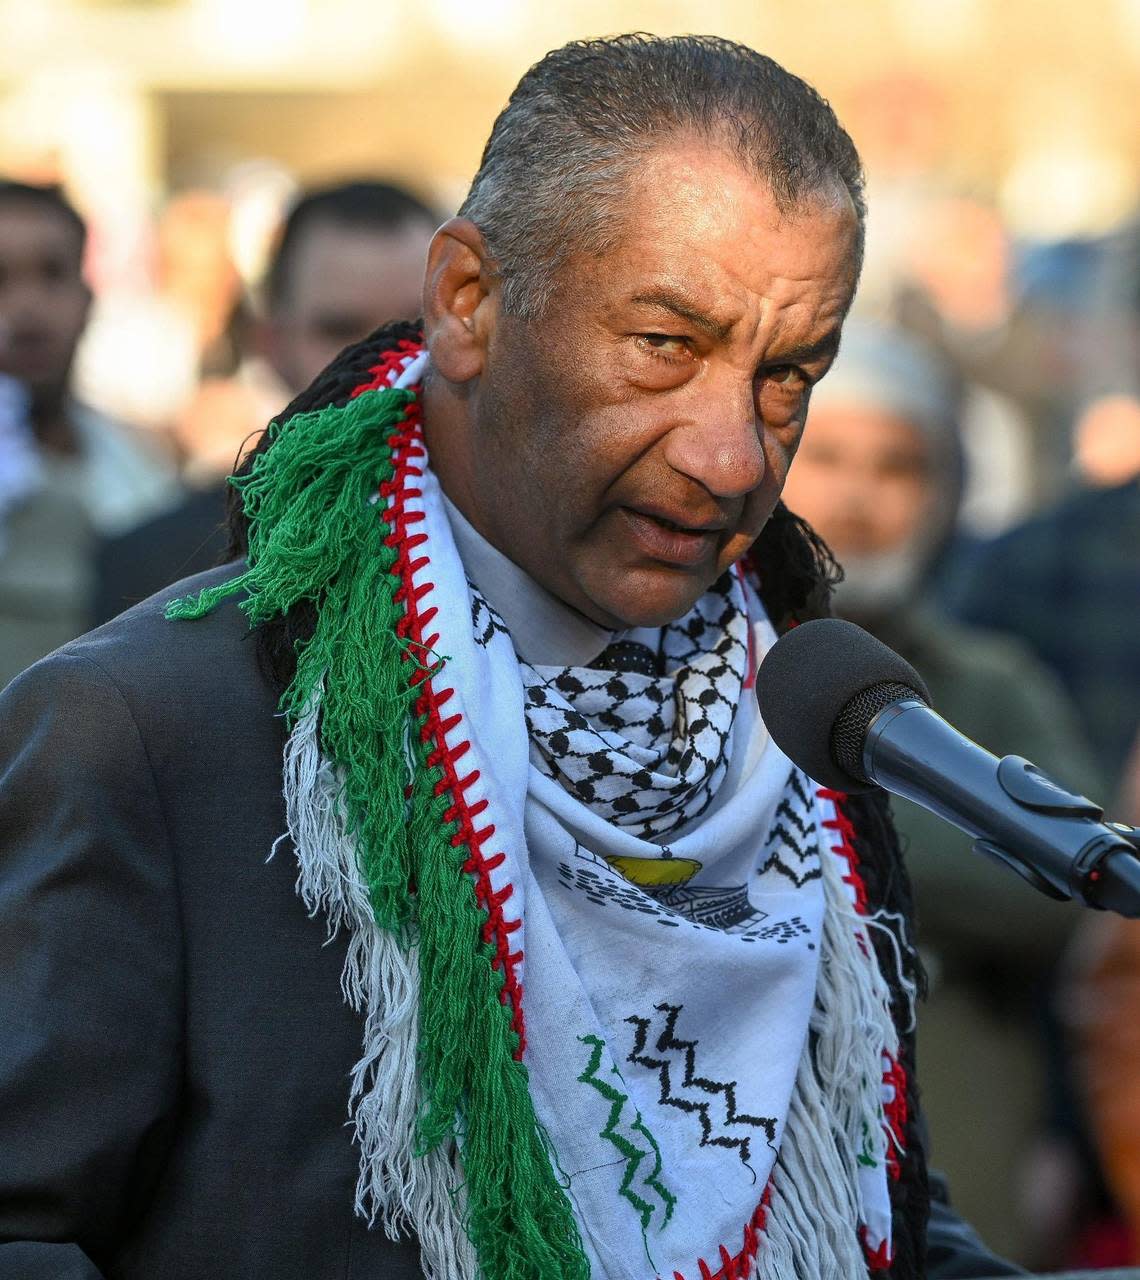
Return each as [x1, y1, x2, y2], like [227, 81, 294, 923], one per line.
[621, 506, 724, 567]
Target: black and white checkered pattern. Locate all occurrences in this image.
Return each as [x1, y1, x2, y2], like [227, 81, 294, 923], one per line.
[517, 574, 749, 841]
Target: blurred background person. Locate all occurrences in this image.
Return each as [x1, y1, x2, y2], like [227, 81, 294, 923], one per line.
[942, 188, 1140, 1274]
[945, 208, 1140, 800]
[92, 178, 440, 624]
[781, 320, 1103, 1262]
[945, 352, 1140, 799]
[0, 181, 177, 688]
[255, 178, 438, 397]
[1058, 730, 1140, 1268]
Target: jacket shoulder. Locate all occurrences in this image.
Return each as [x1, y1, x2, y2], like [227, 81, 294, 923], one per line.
[6, 562, 277, 749]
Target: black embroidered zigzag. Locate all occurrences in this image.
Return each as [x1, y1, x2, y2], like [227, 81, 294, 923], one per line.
[755, 848, 821, 887]
[769, 795, 811, 839]
[757, 817, 821, 886]
[757, 775, 821, 886]
[625, 1002, 775, 1165]
[788, 768, 812, 808]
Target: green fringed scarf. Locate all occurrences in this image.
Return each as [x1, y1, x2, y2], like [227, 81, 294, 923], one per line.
[169, 360, 590, 1280]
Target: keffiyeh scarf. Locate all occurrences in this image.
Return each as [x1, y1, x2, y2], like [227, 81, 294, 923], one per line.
[170, 340, 915, 1280]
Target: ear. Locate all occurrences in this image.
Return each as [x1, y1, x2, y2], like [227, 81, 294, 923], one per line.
[423, 217, 498, 385]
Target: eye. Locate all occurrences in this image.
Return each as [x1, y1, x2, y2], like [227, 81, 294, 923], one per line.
[636, 333, 693, 362]
[764, 364, 808, 390]
[757, 364, 811, 429]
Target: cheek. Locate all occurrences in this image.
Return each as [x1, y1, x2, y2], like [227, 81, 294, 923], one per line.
[779, 457, 833, 524]
[53, 291, 89, 338]
[764, 421, 808, 499]
[889, 481, 934, 539]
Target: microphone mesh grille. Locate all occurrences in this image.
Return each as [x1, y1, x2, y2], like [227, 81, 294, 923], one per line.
[831, 681, 926, 784]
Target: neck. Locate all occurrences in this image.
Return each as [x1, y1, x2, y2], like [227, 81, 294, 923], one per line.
[421, 369, 486, 543]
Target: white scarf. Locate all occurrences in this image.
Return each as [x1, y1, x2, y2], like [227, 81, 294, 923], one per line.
[284, 350, 902, 1279]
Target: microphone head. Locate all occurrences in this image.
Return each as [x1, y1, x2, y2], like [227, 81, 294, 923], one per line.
[755, 617, 932, 791]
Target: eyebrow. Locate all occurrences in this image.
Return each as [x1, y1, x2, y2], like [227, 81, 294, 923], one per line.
[629, 288, 732, 341]
[773, 329, 843, 366]
[628, 288, 844, 366]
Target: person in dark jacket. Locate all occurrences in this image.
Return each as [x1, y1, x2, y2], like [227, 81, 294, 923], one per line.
[781, 320, 1103, 1261]
[0, 35, 1021, 1280]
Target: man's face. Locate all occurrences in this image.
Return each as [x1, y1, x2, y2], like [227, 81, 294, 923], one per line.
[781, 403, 932, 557]
[456, 145, 858, 629]
[267, 217, 434, 393]
[0, 203, 90, 402]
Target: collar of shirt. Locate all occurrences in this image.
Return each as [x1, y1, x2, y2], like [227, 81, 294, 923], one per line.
[440, 491, 617, 667]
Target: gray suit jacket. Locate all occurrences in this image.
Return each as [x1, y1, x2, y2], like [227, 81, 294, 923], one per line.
[0, 565, 420, 1278]
[0, 564, 1022, 1278]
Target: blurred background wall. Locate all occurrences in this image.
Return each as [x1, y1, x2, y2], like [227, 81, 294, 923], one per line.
[4, 0, 1140, 500]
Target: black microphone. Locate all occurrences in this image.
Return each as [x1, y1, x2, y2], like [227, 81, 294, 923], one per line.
[754, 617, 1140, 918]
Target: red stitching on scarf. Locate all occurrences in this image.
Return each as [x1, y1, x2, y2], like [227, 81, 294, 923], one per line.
[349, 338, 425, 396]
[357, 354, 527, 1059]
[671, 1188, 771, 1280]
[817, 787, 870, 914]
[860, 1226, 894, 1272]
[819, 786, 903, 1268]
[881, 1052, 908, 1182]
[732, 560, 758, 691]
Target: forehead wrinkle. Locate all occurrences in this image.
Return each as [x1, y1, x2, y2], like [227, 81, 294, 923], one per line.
[628, 286, 733, 340]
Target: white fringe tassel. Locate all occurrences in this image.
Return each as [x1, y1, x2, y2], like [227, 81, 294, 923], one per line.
[280, 686, 908, 1280]
[279, 686, 479, 1280]
[756, 840, 901, 1280]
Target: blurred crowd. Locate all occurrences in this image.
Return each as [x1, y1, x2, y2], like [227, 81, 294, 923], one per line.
[1, 154, 1139, 1273]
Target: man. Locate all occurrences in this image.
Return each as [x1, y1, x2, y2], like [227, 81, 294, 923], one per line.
[92, 180, 440, 624]
[780, 320, 1102, 1260]
[0, 37, 1018, 1280]
[259, 179, 439, 396]
[0, 181, 177, 683]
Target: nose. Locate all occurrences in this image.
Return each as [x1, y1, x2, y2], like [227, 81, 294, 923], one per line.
[661, 375, 766, 499]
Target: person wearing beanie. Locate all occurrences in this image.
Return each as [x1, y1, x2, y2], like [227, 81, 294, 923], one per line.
[782, 320, 1103, 1260]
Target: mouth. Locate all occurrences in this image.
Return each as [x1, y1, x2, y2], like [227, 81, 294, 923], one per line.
[620, 506, 726, 567]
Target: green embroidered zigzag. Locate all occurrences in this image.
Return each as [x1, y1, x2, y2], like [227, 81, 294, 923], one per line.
[578, 1033, 677, 1241]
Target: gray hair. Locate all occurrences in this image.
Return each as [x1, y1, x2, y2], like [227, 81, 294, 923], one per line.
[459, 34, 866, 318]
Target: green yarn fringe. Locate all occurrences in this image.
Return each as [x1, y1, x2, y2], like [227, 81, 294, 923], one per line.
[166, 386, 590, 1280]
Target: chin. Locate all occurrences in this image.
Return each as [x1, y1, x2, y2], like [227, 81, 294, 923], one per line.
[589, 567, 712, 630]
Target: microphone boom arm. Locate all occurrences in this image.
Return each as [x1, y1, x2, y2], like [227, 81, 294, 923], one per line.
[865, 700, 1140, 918]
